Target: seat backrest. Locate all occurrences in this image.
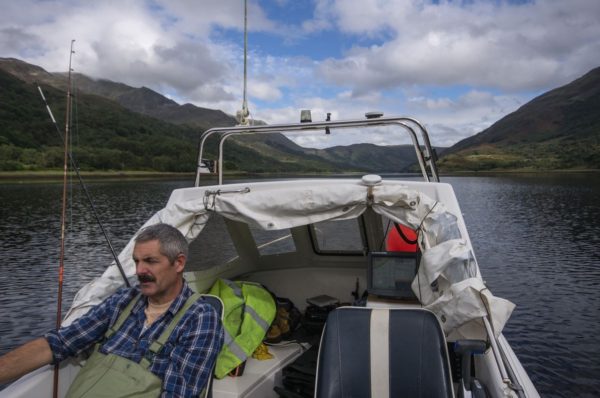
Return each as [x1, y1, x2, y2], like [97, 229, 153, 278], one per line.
[315, 307, 454, 398]
[199, 294, 224, 398]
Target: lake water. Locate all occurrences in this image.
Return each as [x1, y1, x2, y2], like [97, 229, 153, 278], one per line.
[1, 174, 599, 396]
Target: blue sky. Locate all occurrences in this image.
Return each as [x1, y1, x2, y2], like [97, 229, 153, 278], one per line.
[1, 0, 599, 148]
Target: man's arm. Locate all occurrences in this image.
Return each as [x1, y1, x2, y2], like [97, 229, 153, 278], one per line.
[161, 303, 224, 397]
[0, 338, 53, 384]
[45, 288, 138, 363]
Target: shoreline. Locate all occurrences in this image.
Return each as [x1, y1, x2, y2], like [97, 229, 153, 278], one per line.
[440, 168, 600, 176]
[0, 170, 366, 183]
[1, 168, 598, 183]
[0, 170, 198, 183]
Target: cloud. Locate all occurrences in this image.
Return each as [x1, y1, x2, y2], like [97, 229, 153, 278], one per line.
[273, 87, 528, 149]
[248, 79, 282, 101]
[404, 89, 527, 147]
[0, 1, 257, 113]
[1, 0, 597, 149]
[0, 27, 45, 57]
[154, 0, 279, 34]
[317, 0, 600, 93]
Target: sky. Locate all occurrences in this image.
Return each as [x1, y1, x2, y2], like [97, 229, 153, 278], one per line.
[1, 0, 599, 149]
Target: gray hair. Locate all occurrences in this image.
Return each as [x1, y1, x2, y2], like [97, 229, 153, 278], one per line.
[135, 223, 188, 263]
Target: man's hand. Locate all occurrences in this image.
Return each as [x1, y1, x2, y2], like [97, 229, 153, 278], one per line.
[0, 338, 54, 384]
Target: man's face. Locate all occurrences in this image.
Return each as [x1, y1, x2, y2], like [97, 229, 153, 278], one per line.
[133, 239, 185, 304]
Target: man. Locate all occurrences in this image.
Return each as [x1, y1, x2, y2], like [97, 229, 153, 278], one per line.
[0, 223, 223, 397]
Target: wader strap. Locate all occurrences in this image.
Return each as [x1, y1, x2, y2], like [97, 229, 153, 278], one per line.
[107, 293, 143, 339]
[140, 293, 203, 368]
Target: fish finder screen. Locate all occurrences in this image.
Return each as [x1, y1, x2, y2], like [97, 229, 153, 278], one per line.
[368, 252, 418, 299]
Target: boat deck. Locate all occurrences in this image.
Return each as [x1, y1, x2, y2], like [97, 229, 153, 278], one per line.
[213, 343, 307, 398]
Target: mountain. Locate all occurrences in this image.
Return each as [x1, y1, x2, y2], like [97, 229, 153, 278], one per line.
[315, 144, 420, 172]
[116, 88, 235, 130]
[68, 76, 237, 130]
[0, 61, 340, 173]
[233, 131, 424, 173]
[0, 57, 424, 173]
[3, 57, 598, 173]
[0, 58, 236, 130]
[439, 67, 600, 171]
[0, 64, 252, 172]
[0, 67, 192, 171]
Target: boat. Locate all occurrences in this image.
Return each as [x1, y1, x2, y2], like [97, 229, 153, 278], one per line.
[0, 112, 540, 397]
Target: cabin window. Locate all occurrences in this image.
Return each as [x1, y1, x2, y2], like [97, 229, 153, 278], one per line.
[309, 217, 367, 255]
[186, 213, 238, 271]
[249, 225, 296, 256]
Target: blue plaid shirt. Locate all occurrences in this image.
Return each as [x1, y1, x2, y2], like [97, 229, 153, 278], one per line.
[45, 283, 224, 397]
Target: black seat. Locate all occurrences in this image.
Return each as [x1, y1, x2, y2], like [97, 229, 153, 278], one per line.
[315, 307, 454, 398]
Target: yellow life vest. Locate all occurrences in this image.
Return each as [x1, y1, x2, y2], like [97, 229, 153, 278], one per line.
[209, 279, 276, 378]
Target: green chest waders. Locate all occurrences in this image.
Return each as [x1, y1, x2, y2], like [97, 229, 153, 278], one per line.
[65, 293, 201, 398]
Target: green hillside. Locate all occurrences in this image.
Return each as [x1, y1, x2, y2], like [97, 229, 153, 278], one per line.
[439, 67, 600, 171]
[0, 68, 338, 173]
[2, 57, 598, 174]
[0, 58, 427, 174]
[318, 144, 420, 172]
[0, 69, 199, 171]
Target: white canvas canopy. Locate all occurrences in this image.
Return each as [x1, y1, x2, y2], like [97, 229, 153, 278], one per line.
[65, 179, 514, 340]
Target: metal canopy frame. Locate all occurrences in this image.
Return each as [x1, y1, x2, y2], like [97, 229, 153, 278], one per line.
[194, 115, 439, 186]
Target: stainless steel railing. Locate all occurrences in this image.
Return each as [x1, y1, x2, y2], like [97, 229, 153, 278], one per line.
[194, 114, 439, 186]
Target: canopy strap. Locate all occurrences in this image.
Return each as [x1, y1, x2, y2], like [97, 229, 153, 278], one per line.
[203, 187, 251, 209]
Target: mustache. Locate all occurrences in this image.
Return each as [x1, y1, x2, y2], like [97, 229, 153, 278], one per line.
[138, 274, 156, 283]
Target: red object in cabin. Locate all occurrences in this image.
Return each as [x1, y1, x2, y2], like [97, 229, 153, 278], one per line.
[386, 224, 418, 252]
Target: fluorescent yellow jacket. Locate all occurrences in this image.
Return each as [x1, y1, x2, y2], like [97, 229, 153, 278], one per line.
[209, 279, 276, 378]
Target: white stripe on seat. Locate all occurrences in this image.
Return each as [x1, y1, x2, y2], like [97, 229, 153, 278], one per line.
[370, 309, 390, 398]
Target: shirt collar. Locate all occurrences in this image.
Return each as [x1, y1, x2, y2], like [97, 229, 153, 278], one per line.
[166, 282, 193, 316]
[132, 281, 192, 316]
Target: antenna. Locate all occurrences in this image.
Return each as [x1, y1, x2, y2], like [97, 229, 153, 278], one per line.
[236, 0, 250, 125]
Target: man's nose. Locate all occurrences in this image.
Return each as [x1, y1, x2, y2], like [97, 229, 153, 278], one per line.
[136, 262, 148, 274]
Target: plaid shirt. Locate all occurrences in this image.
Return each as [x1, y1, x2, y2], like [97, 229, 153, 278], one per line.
[45, 283, 224, 397]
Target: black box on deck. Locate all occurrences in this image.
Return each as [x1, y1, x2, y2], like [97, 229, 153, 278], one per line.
[303, 295, 339, 334]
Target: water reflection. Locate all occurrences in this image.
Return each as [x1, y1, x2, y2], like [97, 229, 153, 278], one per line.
[0, 174, 599, 397]
[445, 174, 600, 397]
[0, 179, 194, 353]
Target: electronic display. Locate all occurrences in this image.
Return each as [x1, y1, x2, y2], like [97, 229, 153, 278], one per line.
[367, 252, 419, 299]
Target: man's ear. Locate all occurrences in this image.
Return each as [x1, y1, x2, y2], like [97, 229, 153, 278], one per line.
[174, 253, 186, 273]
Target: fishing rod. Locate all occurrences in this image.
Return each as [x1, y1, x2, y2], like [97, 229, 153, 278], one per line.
[37, 66, 131, 290]
[43, 41, 129, 398]
[51, 38, 75, 398]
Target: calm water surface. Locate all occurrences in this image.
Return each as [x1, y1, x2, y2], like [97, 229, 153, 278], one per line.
[0, 174, 599, 396]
